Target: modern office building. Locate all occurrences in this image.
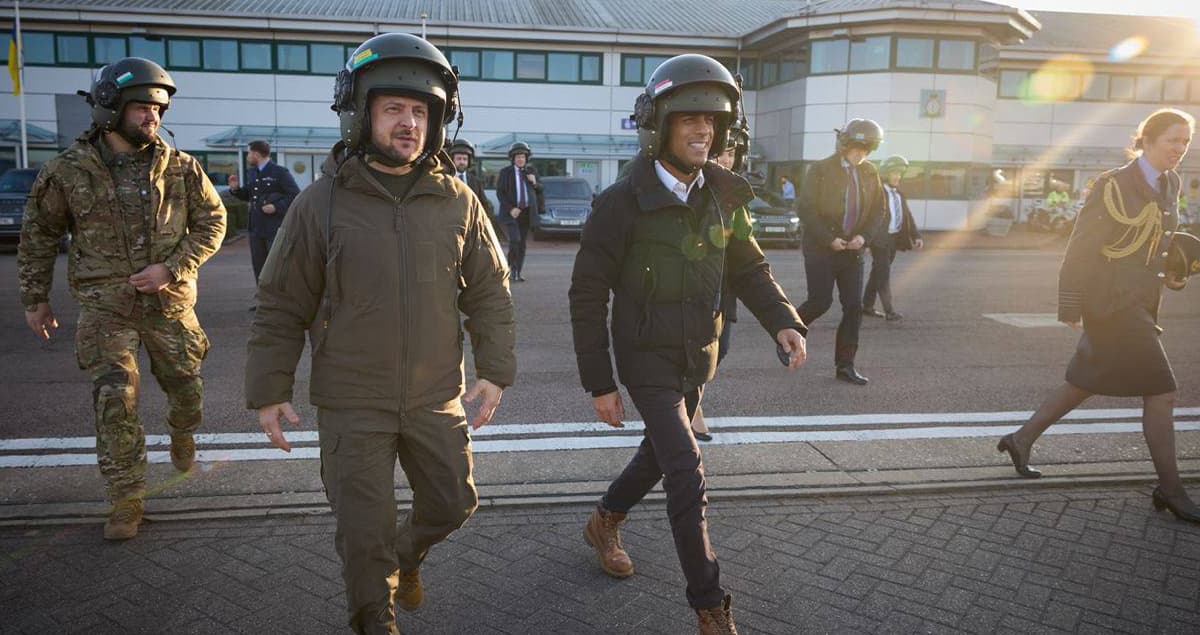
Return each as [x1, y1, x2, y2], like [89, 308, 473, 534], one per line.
[2, 0, 1197, 228]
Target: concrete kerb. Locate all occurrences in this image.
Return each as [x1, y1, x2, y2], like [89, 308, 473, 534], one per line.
[3, 464, 1196, 528]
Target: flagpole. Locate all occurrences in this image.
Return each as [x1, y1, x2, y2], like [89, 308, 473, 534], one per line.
[15, 0, 27, 168]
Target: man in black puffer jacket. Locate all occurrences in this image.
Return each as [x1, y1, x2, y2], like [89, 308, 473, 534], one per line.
[569, 53, 807, 634]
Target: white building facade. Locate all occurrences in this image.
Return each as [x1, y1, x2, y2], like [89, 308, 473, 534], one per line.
[1, 0, 1197, 229]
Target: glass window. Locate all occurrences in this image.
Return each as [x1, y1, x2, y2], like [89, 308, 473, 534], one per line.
[850, 36, 890, 71]
[1051, 73, 1081, 101]
[810, 40, 848, 74]
[451, 50, 480, 79]
[1082, 73, 1108, 101]
[1135, 75, 1163, 102]
[516, 53, 545, 80]
[202, 152, 239, 190]
[581, 54, 601, 83]
[761, 59, 779, 86]
[168, 39, 201, 68]
[482, 50, 514, 80]
[1109, 75, 1135, 101]
[900, 164, 929, 199]
[779, 48, 806, 82]
[622, 56, 642, 85]
[310, 43, 344, 74]
[56, 34, 89, 64]
[277, 43, 308, 72]
[998, 70, 1027, 99]
[937, 40, 976, 71]
[129, 37, 166, 65]
[642, 55, 670, 82]
[740, 61, 757, 90]
[896, 37, 934, 69]
[93, 36, 127, 64]
[240, 42, 272, 71]
[202, 39, 238, 71]
[1163, 78, 1188, 102]
[928, 166, 967, 198]
[547, 53, 578, 82]
[23, 32, 55, 64]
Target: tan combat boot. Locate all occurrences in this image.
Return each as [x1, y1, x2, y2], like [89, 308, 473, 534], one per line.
[584, 506, 634, 578]
[170, 433, 196, 472]
[103, 498, 144, 541]
[696, 594, 738, 635]
[397, 569, 423, 611]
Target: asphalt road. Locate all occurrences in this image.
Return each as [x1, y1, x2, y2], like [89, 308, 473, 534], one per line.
[1, 234, 1197, 442]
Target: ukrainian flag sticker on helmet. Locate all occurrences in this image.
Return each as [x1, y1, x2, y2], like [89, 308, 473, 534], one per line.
[854, 133, 865, 140]
[352, 49, 379, 70]
[115, 71, 135, 85]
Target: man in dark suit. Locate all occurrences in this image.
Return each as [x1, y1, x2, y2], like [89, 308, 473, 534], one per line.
[447, 138, 498, 238]
[228, 140, 301, 286]
[796, 119, 886, 385]
[495, 141, 541, 282]
[864, 155, 923, 321]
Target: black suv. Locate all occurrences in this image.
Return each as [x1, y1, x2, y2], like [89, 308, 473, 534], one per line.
[0, 168, 38, 244]
[747, 190, 801, 248]
[532, 176, 594, 239]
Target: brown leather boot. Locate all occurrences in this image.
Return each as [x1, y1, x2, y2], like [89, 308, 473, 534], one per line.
[583, 506, 634, 578]
[397, 568, 423, 611]
[103, 498, 144, 541]
[696, 594, 738, 635]
[170, 434, 196, 472]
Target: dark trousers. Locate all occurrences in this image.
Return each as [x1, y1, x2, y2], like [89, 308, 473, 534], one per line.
[863, 234, 898, 313]
[501, 211, 529, 277]
[797, 248, 864, 367]
[717, 321, 733, 365]
[601, 385, 724, 610]
[249, 234, 274, 283]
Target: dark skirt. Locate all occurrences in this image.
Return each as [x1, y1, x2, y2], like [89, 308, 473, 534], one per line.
[1066, 303, 1176, 396]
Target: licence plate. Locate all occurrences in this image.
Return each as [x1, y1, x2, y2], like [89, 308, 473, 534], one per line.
[762, 226, 786, 233]
[0, 217, 15, 225]
[557, 219, 583, 226]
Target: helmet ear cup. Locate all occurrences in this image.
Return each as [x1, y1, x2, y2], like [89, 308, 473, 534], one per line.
[94, 78, 120, 110]
[332, 69, 354, 112]
[633, 93, 655, 130]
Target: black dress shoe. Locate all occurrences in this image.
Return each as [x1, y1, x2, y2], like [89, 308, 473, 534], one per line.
[517, 274, 527, 282]
[885, 311, 904, 321]
[863, 308, 886, 318]
[1152, 487, 1200, 524]
[693, 431, 713, 442]
[835, 366, 869, 385]
[996, 433, 1042, 478]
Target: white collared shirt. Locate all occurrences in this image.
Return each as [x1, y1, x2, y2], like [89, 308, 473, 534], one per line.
[884, 184, 903, 234]
[654, 160, 706, 203]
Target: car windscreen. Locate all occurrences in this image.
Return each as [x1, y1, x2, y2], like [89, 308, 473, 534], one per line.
[0, 170, 36, 194]
[748, 197, 794, 216]
[542, 180, 592, 199]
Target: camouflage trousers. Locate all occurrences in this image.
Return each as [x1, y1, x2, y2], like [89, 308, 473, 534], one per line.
[75, 305, 210, 503]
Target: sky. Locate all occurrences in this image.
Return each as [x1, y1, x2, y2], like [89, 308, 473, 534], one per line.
[1004, 1, 1199, 18]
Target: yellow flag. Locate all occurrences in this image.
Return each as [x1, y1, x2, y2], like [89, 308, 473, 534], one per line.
[7, 25, 19, 96]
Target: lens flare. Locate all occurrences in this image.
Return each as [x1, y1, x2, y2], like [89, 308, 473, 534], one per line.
[1109, 36, 1148, 62]
[1023, 55, 1094, 104]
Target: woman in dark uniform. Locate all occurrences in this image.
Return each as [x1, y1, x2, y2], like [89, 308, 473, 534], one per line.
[997, 108, 1197, 523]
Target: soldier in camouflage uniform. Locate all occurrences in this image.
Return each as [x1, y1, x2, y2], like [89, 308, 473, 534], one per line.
[17, 57, 226, 540]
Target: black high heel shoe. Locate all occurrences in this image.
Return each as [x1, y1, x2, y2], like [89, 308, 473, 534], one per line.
[997, 434, 1042, 478]
[1151, 487, 1200, 524]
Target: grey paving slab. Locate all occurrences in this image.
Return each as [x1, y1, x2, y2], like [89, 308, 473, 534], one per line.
[3, 484, 1200, 634]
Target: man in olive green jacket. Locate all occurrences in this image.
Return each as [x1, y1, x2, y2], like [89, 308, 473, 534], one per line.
[244, 34, 514, 635]
[18, 58, 226, 541]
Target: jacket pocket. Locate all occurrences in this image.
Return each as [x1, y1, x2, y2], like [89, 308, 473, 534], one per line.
[157, 278, 197, 319]
[310, 241, 342, 354]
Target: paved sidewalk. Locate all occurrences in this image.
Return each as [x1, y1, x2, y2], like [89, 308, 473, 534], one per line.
[3, 484, 1199, 634]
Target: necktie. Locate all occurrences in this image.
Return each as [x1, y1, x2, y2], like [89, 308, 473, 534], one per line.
[458, 172, 467, 183]
[844, 165, 859, 234]
[517, 169, 527, 208]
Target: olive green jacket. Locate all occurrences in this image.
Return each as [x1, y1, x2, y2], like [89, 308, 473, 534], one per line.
[245, 145, 515, 412]
[18, 132, 227, 318]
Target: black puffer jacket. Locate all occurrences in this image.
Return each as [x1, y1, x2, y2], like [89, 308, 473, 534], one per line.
[570, 154, 805, 394]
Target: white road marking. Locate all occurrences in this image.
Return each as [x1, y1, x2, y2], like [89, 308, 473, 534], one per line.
[0, 408, 1197, 467]
[983, 313, 1066, 328]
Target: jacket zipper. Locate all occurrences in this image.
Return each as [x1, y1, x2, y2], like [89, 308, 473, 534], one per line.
[395, 194, 410, 414]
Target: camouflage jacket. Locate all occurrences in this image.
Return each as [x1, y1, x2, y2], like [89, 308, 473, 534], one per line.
[18, 132, 227, 318]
